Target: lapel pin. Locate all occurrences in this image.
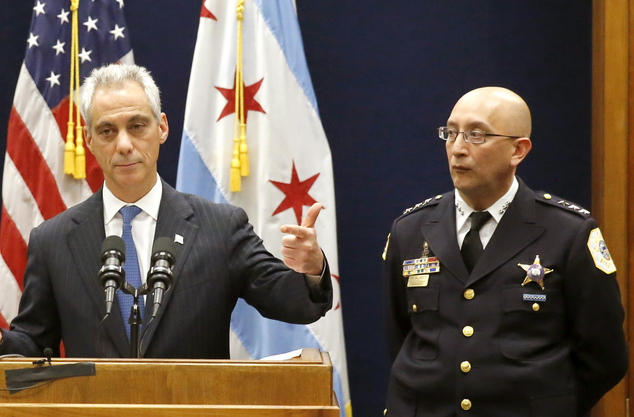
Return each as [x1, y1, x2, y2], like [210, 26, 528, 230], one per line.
[174, 234, 184, 245]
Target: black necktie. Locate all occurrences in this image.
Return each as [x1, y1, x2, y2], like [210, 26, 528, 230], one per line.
[461, 211, 492, 273]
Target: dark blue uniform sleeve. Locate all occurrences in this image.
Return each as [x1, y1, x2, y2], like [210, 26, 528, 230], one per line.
[565, 219, 628, 414]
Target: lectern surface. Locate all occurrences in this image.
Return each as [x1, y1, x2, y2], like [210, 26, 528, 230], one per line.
[0, 348, 339, 417]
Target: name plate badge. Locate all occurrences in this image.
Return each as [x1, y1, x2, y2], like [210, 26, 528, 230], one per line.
[407, 274, 429, 287]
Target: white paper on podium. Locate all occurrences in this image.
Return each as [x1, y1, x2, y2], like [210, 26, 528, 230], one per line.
[260, 349, 303, 361]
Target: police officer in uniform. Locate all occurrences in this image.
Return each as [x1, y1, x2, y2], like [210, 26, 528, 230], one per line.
[382, 87, 627, 416]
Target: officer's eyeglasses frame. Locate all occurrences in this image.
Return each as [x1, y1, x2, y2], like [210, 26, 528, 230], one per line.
[438, 126, 523, 144]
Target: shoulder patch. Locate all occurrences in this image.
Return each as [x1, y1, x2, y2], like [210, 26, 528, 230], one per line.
[401, 194, 443, 216]
[535, 191, 590, 217]
[587, 228, 617, 274]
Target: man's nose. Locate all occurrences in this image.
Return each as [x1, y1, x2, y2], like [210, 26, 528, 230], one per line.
[115, 131, 134, 152]
[449, 132, 469, 153]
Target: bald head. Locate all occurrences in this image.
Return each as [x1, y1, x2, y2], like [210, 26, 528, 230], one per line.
[445, 86, 533, 210]
[450, 87, 532, 138]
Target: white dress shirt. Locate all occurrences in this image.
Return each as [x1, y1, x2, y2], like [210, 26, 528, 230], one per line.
[455, 176, 519, 249]
[102, 173, 163, 286]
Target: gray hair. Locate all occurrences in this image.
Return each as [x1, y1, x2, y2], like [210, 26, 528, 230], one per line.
[80, 63, 162, 129]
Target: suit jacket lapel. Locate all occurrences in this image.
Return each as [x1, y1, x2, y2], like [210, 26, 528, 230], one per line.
[140, 181, 198, 355]
[67, 190, 130, 357]
[421, 192, 470, 283]
[466, 180, 545, 286]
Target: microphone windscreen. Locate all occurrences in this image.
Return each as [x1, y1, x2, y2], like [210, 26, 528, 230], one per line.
[152, 237, 176, 256]
[102, 235, 125, 257]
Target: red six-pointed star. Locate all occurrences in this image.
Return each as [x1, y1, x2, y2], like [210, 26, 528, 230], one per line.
[270, 162, 320, 225]
[215, 71, 266, 122]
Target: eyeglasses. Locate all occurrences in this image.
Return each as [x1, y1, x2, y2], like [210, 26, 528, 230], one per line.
[438, 126, 523, 144]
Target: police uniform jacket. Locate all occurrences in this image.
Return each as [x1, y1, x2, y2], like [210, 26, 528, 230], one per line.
[383, 178, 627, 417]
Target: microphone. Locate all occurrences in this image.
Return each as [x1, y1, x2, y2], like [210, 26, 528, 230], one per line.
[98, 235, 126, 315]
[32, 347, 53, 366]
[147, 237, 176, 318]
[43, 348, 53, 365]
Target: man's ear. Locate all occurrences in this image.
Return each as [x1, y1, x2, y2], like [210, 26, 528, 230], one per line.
[510, 137, 532, 167]
[84, 126, 93, 152]
[159, 113, 169, 144]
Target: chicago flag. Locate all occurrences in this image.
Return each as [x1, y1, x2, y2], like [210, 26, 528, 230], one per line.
[0, 0, 132, 329]
[176, 0, 350, 415]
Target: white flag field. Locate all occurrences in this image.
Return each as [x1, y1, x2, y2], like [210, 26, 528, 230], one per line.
[175, 0, 351, 415]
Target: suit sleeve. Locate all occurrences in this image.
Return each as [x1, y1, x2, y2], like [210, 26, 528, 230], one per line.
[226, 207, 332, 324]
[565, 218, 628, 414]
[0, 226, 62, 357]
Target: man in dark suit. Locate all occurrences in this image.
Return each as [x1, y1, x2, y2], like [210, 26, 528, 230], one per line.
[383, 87, 628, 416]
[0, 63, 331, 359]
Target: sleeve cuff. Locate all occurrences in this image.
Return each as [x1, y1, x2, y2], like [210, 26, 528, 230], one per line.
[304, 257, 328, 293]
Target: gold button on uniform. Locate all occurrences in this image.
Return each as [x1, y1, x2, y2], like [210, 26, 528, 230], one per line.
[460, 361, 471, 373]
[383, 408, 387, 416]
[461, 399, 472, 410]
[463, 289, 475, 300]
[412, 304, 417, 312]
[532, 303, 540, 311]
[462, 326, 474, 337]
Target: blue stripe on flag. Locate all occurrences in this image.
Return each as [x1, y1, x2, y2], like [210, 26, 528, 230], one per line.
[254, 0, 319, 115]
[175, 132, 228, 205]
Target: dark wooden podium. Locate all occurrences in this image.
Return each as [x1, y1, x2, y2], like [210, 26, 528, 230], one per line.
[0, 348, 339, 416]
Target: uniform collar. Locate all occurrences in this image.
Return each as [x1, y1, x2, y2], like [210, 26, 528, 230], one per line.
[454, 176, 519, 230]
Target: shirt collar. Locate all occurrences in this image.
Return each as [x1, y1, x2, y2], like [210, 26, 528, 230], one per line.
[454, 176, 519, 229]
[103, 173, 163, 224]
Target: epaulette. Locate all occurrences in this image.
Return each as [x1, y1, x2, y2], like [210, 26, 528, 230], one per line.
[535, 191, 591, 217]
[401, 194, 444, 216]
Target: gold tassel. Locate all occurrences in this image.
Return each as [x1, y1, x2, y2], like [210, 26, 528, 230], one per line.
[74, 125, 85, 179]
[230, 53, 241, 190]
[230, 139, 241, 192]
[72, 9, 85, 180]
[239, 122, 249, 176]
[65, 0, 81, 178]
[230, 0, 249, 192]
[237, 1, 249, 180]
[64, 122, 75, 176]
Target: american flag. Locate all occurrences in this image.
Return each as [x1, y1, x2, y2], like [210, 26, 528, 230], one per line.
[0, 0, 133, 328]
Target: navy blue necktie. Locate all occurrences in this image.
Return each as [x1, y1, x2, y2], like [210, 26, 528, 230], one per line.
[119, 205, 144, 339]
[461, 211, 492, 273]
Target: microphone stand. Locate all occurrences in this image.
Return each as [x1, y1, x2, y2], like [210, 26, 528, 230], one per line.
[121, 282, 151, 358]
